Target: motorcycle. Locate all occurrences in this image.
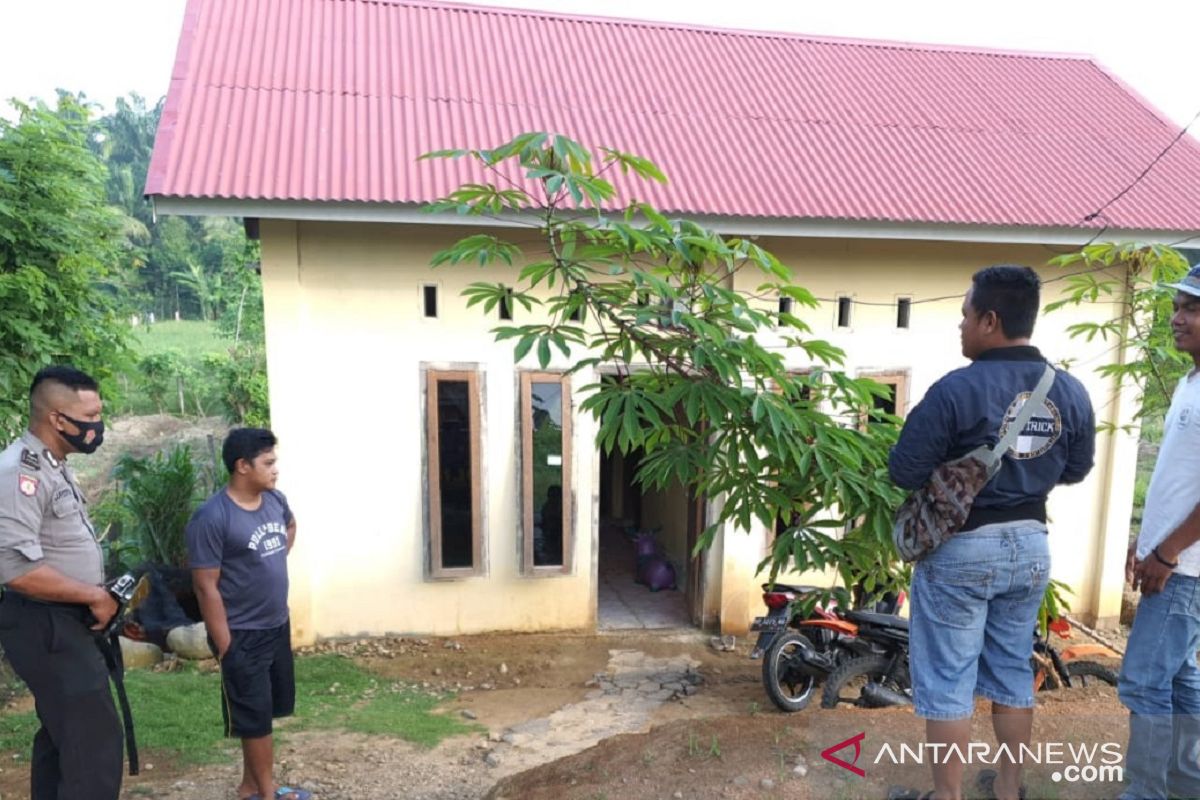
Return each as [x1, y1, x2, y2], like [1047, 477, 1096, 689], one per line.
[821, 608, 912, 708]
[821, 614, 1120, 709]
[751, 584, 904, 712]
[1033, 617, 1120, 691]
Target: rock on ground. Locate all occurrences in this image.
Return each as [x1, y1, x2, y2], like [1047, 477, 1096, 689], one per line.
[119, 637, 163, 669]
[166, 622, 214, 660]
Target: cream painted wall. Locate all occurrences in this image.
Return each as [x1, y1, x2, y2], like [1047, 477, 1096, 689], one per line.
[259, 221, 1136, 641]
[261, 220, 601, 642]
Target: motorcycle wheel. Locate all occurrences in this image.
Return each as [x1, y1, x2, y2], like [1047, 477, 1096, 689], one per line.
[821, 653, 910, 709]
[1064, 660, 1119, 688]
[762, 632, 817, 712]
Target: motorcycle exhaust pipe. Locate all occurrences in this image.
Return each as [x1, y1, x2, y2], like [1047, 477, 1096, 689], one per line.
[861, 682, 911, 708]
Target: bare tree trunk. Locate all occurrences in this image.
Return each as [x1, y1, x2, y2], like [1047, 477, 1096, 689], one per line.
[206, 434, 220, 487]
[234, 283, 249, 347]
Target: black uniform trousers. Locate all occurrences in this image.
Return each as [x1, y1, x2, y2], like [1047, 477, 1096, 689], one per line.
[0, 592, 122, 800]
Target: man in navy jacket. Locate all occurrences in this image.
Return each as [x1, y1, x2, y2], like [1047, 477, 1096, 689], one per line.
[889, 265, 1095, 800]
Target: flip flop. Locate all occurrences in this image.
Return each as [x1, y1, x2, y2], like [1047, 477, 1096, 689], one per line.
[274, 788, 313, 800]
[976, 769, 1027, 800]
[243, 788, 313, 800]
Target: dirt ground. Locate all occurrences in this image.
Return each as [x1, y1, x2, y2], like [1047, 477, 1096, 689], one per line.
[0, 629, 1128, 800]
[70, 414, 231, 499]
[487, 687, 1128, 800]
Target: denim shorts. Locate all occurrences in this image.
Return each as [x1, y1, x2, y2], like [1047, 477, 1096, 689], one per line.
[908, 522, 1050, 720]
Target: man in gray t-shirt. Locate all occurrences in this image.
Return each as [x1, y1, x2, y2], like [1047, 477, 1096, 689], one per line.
[187, 489, 292, 630]
[186, 428, 310, 800]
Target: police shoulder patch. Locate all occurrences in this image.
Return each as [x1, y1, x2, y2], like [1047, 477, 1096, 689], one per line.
[18, 474, 38, 497]
[20, 448, 39, 471]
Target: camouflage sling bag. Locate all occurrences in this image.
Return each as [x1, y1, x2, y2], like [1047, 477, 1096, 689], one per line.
[892, 364, 1056, 562]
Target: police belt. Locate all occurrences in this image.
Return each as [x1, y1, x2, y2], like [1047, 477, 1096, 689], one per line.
[5, 592, 139, 776]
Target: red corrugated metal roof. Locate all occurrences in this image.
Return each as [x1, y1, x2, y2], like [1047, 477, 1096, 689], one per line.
[146, 0, 1200, 231]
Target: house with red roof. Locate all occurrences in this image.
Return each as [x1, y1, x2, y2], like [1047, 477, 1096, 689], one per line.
[147, 0, 1200, 642]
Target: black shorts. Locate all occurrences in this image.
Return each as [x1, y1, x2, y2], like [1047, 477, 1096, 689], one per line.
[216, 622, 295, 738]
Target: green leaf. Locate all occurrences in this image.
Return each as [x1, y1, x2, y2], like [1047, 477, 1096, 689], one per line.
[601, 148, 669, 184]
[430, 235, 521, 268]
[514, 334, 536, 362]
[418, 148, 471, 161]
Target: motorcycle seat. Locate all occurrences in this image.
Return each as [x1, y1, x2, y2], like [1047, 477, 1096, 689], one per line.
[761, 583, 823, 595]
[845, 610, 909, 630]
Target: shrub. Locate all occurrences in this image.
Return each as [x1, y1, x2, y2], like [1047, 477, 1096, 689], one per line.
[110, 444, 201, 567]
[201, 346, 270, 427]
[138, 350, 189, 414]
[91, 491, 143, 575]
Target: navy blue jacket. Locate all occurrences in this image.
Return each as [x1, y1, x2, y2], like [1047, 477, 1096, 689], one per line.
[889, 346, 1095, 521]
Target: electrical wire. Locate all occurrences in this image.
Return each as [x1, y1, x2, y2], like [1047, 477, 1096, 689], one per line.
[816, 103, 1200, 308]
[1083, 107, 1200, 224]
[805, 263, 1123, 308]
[1169, 231, 1200, 248]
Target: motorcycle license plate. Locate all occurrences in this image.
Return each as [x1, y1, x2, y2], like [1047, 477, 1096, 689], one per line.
[751, 615, 788, 632]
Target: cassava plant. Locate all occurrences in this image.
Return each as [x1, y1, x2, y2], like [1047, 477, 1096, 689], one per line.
[422, 132, 907, 601]
[1046, 241, 1192, 429]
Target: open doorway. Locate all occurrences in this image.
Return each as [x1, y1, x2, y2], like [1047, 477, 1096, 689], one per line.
[597, 446, 697, 629]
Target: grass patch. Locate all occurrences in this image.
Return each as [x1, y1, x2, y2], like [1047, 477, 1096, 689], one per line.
[0, 665, 232, 765]
[131, 320, 226, 360]
[0, 654, 475, 764]
[124, 664, 234, 763]
[294, 654, 477, 747]
[0, 703, 38, 753]
[115, 320, 229, 416]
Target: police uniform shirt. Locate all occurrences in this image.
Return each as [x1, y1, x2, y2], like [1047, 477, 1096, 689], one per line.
[0, 431, 103, 586]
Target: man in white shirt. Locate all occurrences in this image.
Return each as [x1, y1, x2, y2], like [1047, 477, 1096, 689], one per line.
[1119, 264, 1200, 800]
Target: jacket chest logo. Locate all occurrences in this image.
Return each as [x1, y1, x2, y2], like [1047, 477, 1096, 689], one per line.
[998, 393, 1063, 460]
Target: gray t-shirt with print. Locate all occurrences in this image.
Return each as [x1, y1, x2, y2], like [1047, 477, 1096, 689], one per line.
[185, 489, 293, 630]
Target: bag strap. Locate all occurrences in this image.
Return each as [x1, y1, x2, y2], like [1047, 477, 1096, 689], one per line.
[96, 631, 139, 776]
[982, 364, 1057, 468]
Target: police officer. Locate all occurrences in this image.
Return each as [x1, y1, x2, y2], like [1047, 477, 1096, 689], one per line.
[0, 365, 123, 800]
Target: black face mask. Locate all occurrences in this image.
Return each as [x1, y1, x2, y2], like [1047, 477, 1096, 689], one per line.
[56, 412, 105, 454]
